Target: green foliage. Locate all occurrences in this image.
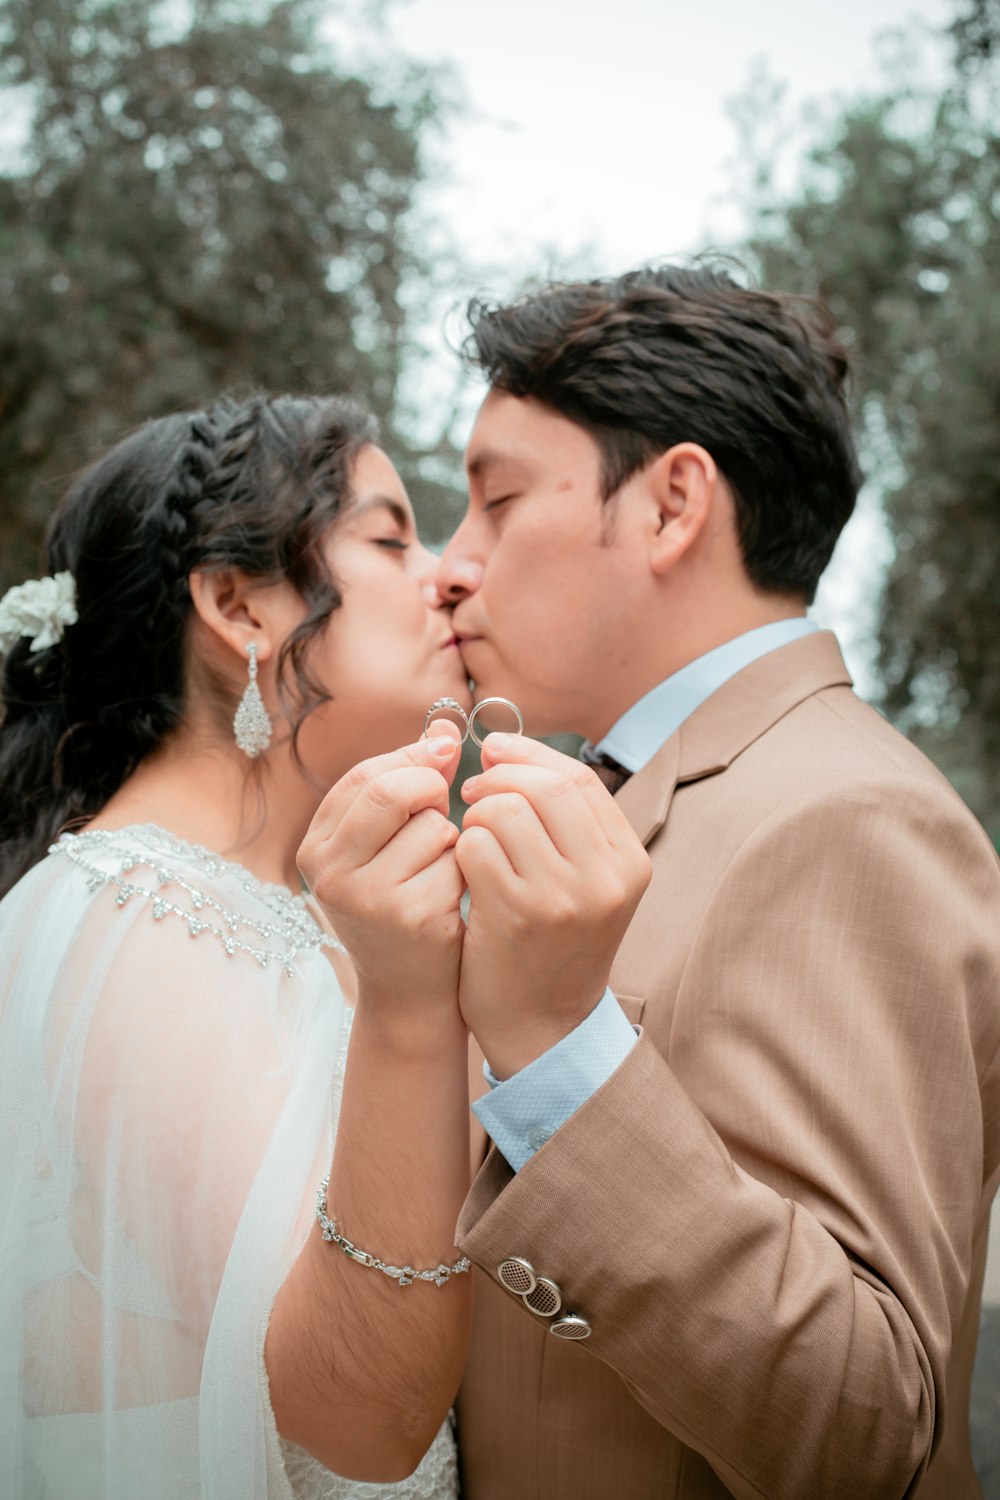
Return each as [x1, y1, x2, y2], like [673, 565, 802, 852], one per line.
[732, 1, 1000, 839]
[0, 0, 464, 585]
[950, 0, 1000, 69]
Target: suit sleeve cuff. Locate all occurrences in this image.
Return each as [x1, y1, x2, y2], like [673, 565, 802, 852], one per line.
[471, 988, 639, 1172]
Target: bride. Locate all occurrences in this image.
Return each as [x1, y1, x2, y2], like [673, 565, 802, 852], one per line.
[0, 393, 475, 1499]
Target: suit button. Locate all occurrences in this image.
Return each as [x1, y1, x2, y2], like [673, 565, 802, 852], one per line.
[497, 1257, 537, 1295]
[523, 1277, 561, 1318]
[550, 1314, 592, 1340]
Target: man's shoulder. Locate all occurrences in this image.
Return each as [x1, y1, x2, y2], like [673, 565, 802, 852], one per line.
[656, 680, 997, 880]
[738, 682, 978, 821]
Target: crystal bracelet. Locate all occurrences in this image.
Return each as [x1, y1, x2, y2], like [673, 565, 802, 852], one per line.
[315, 1177, 472, 1288]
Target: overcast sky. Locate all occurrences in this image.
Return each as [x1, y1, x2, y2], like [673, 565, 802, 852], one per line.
[387, 0, 952, 277]
[366, 0, 954, 688]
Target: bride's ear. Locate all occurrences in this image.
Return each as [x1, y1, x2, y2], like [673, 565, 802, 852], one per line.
[188, 568, 291, 668]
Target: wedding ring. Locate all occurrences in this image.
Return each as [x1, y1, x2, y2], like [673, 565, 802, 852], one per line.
[468, 696, 524, 748]
[422, 697, 470, 741]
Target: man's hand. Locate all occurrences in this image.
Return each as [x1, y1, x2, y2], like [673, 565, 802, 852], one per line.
[298, 723, 465, 1045]
[455, 734, 652, 1078]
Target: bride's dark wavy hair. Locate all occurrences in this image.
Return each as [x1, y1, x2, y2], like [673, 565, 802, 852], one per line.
[0, 392, 377, 898]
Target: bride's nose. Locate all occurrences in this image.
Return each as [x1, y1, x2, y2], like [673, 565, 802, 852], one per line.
[415, 544, 452, 609]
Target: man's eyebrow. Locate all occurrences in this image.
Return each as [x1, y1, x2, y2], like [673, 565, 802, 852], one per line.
[350, 495, 412, 529]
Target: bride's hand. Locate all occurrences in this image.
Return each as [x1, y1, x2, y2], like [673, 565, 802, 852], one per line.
[297, 723, 465, 1044]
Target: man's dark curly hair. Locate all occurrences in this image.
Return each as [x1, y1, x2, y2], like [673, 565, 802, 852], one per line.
[464, 265, 862, 602]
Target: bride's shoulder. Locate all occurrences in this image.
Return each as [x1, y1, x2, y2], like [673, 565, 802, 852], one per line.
[41, 823, 344, 979]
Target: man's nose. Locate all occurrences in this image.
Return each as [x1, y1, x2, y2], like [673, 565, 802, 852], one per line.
[435, 549, 484, 604]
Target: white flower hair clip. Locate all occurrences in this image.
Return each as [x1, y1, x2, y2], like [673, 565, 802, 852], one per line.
[0, 571, 78, 655]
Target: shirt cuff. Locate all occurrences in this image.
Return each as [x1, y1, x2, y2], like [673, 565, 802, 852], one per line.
[471, 988, 639, 1172]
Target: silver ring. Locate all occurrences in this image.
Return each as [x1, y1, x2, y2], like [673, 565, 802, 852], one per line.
[422, 697, 470, 742]
[468, 696, 524, 748]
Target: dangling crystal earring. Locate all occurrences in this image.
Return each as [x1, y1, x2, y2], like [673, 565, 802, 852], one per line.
[233, 642, 273, 758]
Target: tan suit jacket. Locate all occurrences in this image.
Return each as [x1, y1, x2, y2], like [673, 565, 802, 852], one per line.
[456, 631, 1000, 1499]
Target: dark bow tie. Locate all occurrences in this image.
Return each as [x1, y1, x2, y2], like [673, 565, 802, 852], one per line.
[579, 741, 632, 795]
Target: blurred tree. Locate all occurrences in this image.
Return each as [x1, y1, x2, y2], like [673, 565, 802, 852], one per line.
[0, 0, 465, 586]
[732, 0, 1000, 840]
[950, 0, 1000, 68]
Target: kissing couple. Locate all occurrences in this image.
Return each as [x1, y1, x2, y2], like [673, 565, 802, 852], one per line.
[0, 266, 997, 1500]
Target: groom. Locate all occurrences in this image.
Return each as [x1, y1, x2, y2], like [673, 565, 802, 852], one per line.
[435, 266, 1000, 1499]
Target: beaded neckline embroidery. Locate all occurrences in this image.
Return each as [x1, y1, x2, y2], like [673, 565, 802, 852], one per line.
[52, 824, 344, 977]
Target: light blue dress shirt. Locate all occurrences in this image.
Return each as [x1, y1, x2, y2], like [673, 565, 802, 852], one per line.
[472, 617, 819, 1172]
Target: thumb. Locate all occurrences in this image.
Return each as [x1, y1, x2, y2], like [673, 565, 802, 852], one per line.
[308, 726, 464, 840]
[423, 714, 465, 788]
[334, 724, 465, 799]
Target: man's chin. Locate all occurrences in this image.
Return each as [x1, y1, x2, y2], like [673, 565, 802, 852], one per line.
[470, 687, 559, 741]
[464, 660, 561, 737]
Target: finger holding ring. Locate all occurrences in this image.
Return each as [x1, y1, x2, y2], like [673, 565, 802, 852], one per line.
[468, 697, 524, 748]
[422, 697, 470, 742]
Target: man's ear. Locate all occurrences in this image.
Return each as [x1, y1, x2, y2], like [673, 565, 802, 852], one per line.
[188, 567, 290, 668]
[647, 444, 718, 576]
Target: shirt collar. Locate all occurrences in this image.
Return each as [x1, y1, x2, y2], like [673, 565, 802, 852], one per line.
[596, 617, 819, 773]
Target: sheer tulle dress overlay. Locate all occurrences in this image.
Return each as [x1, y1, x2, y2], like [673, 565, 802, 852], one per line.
[0, 825, 458, 1500]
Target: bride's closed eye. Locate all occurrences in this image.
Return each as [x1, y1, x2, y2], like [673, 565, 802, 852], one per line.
[373, 536, 410, 552]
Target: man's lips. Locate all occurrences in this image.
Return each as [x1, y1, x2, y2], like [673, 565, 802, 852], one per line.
[455, 637, 484, 669]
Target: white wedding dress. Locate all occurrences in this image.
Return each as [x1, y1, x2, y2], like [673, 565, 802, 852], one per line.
[0, 825, 458, 1500]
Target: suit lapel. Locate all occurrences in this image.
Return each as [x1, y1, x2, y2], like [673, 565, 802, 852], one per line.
[613, 630, 853, 848]
[615, 733, 680, 847]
